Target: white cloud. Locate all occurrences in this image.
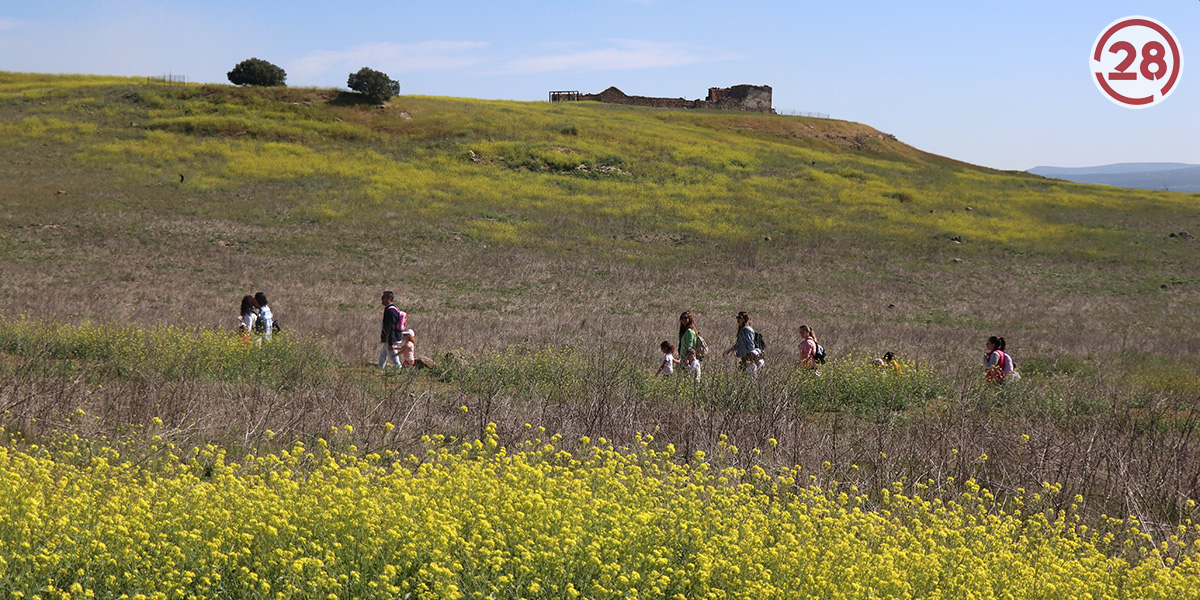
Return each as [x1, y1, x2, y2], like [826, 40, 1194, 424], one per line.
[290, 41, 490, 83]
[285, 38, 739, 87]
[501, 40, 725, 74]
[0, 17, 26, 31]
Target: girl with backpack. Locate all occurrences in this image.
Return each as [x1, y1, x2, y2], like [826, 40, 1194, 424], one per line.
[253, 292, 277, 340]
[984, 336, 1016, 384]
[797, 324, 821, 375]
[678, 311, 705, 382]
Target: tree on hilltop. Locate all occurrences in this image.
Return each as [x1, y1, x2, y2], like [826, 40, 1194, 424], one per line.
[227, 58, 287, 87]
[347, 67, 400, 102]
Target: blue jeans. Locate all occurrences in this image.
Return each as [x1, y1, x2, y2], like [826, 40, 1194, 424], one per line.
[378, 344, 401, 369]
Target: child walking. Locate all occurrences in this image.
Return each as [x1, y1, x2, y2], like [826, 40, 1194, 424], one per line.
[656, 341, 679, 377]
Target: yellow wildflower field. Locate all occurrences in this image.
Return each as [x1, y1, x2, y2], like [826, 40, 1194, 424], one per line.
[1, 426, 1197, 599]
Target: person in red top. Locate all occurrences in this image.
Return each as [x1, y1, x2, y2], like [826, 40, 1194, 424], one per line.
[984, 336, 1014, 384]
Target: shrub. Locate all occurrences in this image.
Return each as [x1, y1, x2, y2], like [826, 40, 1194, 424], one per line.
[227, 58, 287, 87]
[0, 315, 333, 389]
[347, 67, 399, 102]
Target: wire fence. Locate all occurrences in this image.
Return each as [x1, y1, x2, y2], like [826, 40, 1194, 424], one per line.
[146, 74, 189, 86]
[777, 109, 830, 119]
[549, 90, 581, 102]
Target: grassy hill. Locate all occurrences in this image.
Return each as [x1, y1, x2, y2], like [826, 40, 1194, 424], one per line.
[2, 72, 1200, 524]
[4, 72, 1197, 357]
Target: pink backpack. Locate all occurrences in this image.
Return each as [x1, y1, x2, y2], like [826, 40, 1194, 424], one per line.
[986, 350, 1010, 382]
[388, 305, 407, 333]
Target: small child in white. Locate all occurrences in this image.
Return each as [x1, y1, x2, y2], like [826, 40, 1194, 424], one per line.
[656, 341, 679, 377]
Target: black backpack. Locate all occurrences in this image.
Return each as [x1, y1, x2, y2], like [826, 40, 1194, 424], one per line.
[253, 316, 282, 335]
[814, 342, 826, 364]
[753, 330, 766, 354]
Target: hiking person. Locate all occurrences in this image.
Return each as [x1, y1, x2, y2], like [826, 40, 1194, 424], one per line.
[238, 295, 259, 341]
[797, 324, 821, 374]
[723, 311, 763, 375]
[655, 341, 679, 377]
[399, 329, 417, 369]
[378, 291, 407, 370]
[678, 311, 704, 381]
[253, 291, 275, 340]
[984, 336, 1016, 384]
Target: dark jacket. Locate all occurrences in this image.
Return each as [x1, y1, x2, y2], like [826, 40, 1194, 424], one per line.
[381, 303, 405, 346]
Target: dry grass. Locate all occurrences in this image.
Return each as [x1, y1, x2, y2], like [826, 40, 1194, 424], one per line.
[3, 343, 1198, 538]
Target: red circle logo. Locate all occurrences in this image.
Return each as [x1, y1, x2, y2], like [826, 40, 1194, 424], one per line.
[1091, 16, 1183, 108]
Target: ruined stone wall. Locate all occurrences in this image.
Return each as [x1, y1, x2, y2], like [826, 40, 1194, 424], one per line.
[706, 85, 772, 112]
[579, 87, 699, 109]
[573, 85, 772, 112]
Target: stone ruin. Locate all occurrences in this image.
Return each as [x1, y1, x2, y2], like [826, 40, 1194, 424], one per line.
[550, 85, 773, 113]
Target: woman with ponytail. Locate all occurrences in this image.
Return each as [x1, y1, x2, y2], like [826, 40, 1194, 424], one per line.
[797, 324, 820, 372]
[984, 335, 1015, 383]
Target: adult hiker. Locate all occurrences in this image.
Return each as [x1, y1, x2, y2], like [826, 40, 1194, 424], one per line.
[678, 311, 705, 382]
[723, 311, 763, 375]
[378, 290, 408, 370]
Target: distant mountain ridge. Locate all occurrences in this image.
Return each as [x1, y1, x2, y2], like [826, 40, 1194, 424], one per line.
[1028, 163, 1200, 193]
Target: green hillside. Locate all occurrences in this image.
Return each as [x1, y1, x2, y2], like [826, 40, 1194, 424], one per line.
[1, 71, 1198, 469]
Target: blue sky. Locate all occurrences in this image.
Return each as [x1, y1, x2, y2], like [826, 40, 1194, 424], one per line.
[1, 1, 1196, 171]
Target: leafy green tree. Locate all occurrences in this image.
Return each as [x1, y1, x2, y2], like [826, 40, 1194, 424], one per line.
[347, 67, 400, 102]
[227, 58, 287, 87]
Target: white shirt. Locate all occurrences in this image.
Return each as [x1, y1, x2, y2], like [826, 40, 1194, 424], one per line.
[259, 305, 273, 339]
[240, 312, 257, 333]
